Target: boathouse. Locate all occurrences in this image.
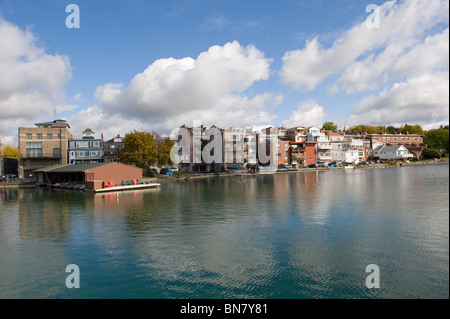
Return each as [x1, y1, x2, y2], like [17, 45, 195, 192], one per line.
[34, 162, 143, 191]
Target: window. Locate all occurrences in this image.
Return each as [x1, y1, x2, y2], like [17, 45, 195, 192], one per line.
[26, 133, 32, 139]
[37, 134, 43, 139]
[26, 142, 42, 157]
[53, 148, 61, 157]
[47, 134, 53, 139]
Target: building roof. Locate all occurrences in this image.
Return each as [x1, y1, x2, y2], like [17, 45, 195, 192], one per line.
[378, 145, 407, 152]
[34, 163, 107, 173]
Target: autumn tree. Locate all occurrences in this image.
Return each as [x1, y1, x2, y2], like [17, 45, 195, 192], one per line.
[2, 145, 19, 160]
[400, 124, 424, 135]
[156, 137, 174, 167]
[120, 130, 157, 168]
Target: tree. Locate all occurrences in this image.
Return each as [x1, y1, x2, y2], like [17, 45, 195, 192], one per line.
[386, 125, 400, 134]
[120, 130, 157, 168]
[424, 129, 449, 156]
[156, 137, 174, 167]
[400, 124, 424, 135]
[322, 122, 338, 131]
[348, 124, 365, 132]
[2, 145, 19, 160]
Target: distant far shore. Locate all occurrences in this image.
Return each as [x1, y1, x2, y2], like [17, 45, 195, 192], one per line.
[152, 158, 449, 183]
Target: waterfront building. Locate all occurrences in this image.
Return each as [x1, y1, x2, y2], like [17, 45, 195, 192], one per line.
[34, 162, 142, 191]
[175, 125, 224, 173]
[307, 127, 332, 163]
[367, 133, 426, 159]
[373, 144, 414, 160]
[103, 135, 124, 163]
[68, 128, 103, 164]
[289, 141, 317, 167]
[18, 119, 72, 178]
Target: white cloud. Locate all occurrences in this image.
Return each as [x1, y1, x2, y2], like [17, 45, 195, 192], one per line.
[0, 19, 72, 145]
[94, 41, 281, 133]
[280, 0, 449, 91]
[282, 99, 326, 128]
[348, 71, 449, 126]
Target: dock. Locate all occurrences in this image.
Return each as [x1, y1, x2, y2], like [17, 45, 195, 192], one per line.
[92, 183, 160, 193]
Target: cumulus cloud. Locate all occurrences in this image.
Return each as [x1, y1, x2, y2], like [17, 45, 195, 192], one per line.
[94, 41, 282, 133]
[348, 71, 449, 126]
[280, 0, 449, 91]
[0, 19, 73, 145]
[281, 99, 326, 128]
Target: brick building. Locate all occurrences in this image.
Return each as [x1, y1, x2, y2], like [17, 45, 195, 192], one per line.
[18, 119, 72, 178]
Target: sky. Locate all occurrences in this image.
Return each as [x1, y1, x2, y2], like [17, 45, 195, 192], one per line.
[0, 0, 448, 144]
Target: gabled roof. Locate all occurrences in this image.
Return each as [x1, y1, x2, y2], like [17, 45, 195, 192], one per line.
[378, 145, 407, 152]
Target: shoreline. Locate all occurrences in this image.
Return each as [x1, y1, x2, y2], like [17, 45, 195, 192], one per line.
[2, 159, 447, 189]
[154, 158, 449, 183]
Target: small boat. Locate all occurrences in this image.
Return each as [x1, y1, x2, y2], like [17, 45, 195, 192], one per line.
[344, 165, 354, 170]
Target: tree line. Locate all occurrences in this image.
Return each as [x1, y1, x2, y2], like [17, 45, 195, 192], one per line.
[321, 122, 449, 158]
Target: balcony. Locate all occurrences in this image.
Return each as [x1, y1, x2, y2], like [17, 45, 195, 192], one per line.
[318, 155, 332, 161]
[318, 144, 332, 150]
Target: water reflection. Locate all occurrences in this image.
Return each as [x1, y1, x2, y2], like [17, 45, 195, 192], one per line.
[0, 164, 448, 298]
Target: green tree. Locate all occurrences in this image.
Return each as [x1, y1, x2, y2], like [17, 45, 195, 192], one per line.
[120, 130, 157, 168]
[386, 125, 400, 134]
[424, 129, 449, 157]
[348, 124, 365, 132]
[156, 137, 174, 167]
[423, 148, 442, 159]
[322, 122, 338, 131]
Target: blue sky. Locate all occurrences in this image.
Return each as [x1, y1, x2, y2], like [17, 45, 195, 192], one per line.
[0, 0, 448, 143]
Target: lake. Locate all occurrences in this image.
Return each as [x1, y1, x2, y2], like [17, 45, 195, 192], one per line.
[0, 164, 448, 299]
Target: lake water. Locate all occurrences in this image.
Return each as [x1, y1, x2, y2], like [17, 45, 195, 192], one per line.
[0, 164, 448, 299]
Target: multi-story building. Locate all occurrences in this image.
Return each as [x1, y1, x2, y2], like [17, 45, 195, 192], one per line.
[68, 128, 103, 164]
[307, 126, 332, 163]
[324, 131, 367, 164]
[367, 133, 426, 159]
[103, 135, 124, 163]
[18, 119, 72, 178]
[289, 141, 317, 167]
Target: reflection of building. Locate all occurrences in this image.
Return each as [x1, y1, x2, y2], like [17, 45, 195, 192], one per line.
[68, 128, 103, 164]
[18, 119, 72, 178]
[103, 135, 124, 163]
[19, 194, 71, 239]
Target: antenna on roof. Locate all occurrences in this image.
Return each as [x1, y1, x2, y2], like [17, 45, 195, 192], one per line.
[54, 105, 57, 121]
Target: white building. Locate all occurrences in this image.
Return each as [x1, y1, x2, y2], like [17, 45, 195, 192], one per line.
[373, 145, 413, 160]
[329, 137, 365, 164]
[307, 127, 332, 162]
